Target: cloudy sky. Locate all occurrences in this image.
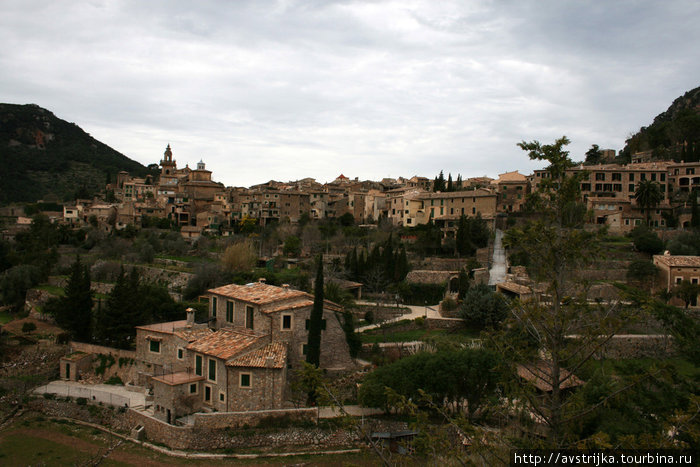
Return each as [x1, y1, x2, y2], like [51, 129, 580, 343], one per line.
[2, 1, 699, 187]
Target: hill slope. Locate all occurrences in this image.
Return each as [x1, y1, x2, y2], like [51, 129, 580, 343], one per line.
[0, 103, 151, 204]
[621, 86, 700, 161]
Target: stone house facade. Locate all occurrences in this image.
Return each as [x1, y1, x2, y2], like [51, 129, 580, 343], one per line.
[653, 253, 700, 308]
[133, 282, 352, 423]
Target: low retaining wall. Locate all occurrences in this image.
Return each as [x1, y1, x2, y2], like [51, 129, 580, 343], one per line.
[425, 317, 464, 330]
[70, 342, 137, 360]
[193, 407, 317, 430]
[600, 335, 676, 359]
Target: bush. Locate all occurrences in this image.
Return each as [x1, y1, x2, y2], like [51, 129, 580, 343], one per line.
[459, 284, 508, 329]
[630, 227, 663, 255]
[22, 322, 37, 334]
[364, 310, 374, 324]
[441, 297, 458, 312]
[76, 397, 88, 406]
[397, 282, 446, 305]
[105, 376, 124, 385]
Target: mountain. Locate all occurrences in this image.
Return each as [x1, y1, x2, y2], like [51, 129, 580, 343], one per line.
[0, 103, 152, 204]
[620, 86, 700, 162]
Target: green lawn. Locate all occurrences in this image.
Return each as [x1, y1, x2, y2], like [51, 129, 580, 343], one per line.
[0, 310, 13, 324]
[34, 285, 65, 296]
[361, 326, 481, 344]
[583, 357, 699, 380]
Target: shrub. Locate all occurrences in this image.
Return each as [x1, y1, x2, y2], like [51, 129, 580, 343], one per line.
[630, 227, 663, 255]
[105, 376, 124, 385]
[76, 397, 88, 406]
[459, 284, 508, 329]
[22, 322, 37, 334]
[441, 297, 458, 312]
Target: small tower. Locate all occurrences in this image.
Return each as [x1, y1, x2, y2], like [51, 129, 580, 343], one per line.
[197, 160, 206, 171]
[160, 144, 177, 176]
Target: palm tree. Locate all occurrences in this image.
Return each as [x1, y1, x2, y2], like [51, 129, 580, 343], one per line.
[635, 180, 663, 226]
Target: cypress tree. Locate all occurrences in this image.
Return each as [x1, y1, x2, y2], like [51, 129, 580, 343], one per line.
[306, 255, 324, 367]
[447, 173, 453, 192]
[54, 256, 93, 342]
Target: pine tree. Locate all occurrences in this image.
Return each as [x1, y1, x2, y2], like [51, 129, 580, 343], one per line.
[306, 255, 324, 368]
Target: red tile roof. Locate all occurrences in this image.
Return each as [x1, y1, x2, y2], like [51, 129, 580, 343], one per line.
[654, 255, 700, 268]
[152, 372, 205, 386]
[186, 328, 264, 360]
[227, 342, 287, 369]
[136, 320, 188, 334]
[174, 327, 214, 343]
[208, 282, 342, 313]
[208, 282, 307, 305]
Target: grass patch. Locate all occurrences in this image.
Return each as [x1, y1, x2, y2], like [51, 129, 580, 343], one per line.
[34, 285, 65, 296]
[583, 357, 700, 380]
[0, 310, 13, 324]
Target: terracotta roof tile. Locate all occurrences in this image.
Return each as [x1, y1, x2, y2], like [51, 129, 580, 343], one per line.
[186, 328, 264, 360]
[152, 371, 205, 386]
[227, 342, 287, 369]
[654, 254, 700, 268]
[208, 282, 307, 305]
[136, 320, 188, 334]
[173, 327, 214, 343]
[517, 361, 584, 392]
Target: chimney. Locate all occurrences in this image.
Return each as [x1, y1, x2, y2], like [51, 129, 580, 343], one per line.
[186, 307, 195, 326]
[281, 284, 290, 290]
[258, 277, 266, 283]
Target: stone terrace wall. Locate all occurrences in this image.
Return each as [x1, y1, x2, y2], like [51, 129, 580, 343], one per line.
[70, 342, 137, 360]
[600, 335, 677, 359]
[425, 317, 464, 330]
[193, 407, 317, 430]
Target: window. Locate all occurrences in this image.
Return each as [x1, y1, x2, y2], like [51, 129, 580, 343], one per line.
[195, 355, 202, 376]
[282, 314, 292, 330]
[595, 173, 605, 181]
[301, 344, 308, 355]
[149, 340, 160, 353]
[226, 301, 234, 323]
[675, 277, 683, 284]
[246, 306, 254, 329]
[177, 348, 184, 360]
[208, 359, 216, 382]
[219, 392, 225, 402]
[211, 296, 217, 317]
[612, 173, 622, 181]
[629, 184, 635, 192]
[189, 383, 197, 394]
[240, 373, 251, 388]
[629, 173, 635, 181]
[651, 173, 657, 181]
[204, 385, 211, 402]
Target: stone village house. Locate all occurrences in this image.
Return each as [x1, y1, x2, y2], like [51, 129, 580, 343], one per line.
[134, 281, 353, 424]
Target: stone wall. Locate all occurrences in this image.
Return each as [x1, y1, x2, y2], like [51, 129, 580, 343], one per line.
[425, 317, 465, 330]
[69, 342, 139, 384]
[193, 407, 317, 430]
[599, 335, 677, 359]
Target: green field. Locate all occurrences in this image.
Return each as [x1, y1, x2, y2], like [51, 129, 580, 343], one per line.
[0, 413, 378, 466]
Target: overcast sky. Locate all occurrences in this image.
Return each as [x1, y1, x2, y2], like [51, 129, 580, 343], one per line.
[2, 1, 699, 187]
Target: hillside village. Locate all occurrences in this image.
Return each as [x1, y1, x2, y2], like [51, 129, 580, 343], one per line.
[1, 112, 699, 461]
